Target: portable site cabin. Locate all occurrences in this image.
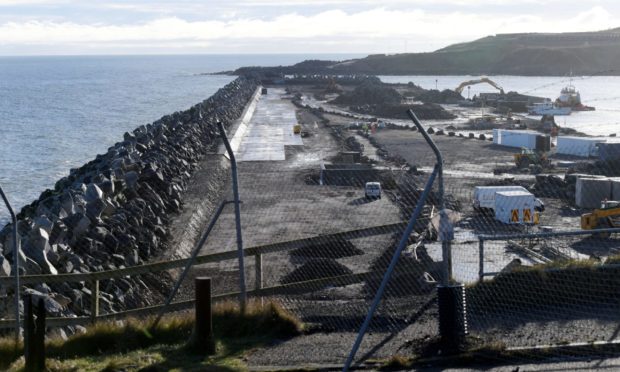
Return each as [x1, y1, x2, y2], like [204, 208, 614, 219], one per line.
[494, 191, 539, 225]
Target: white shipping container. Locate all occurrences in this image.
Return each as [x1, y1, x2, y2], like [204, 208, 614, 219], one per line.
[492, 129, 538, 149]
[494, 191, 538, 224]
[556, 136, 605, 157]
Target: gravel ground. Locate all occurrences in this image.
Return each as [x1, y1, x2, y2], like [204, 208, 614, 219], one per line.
[166, 86, 620, 369]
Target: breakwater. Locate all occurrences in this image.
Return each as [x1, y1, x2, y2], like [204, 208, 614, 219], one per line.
[0, 76, 258, 321]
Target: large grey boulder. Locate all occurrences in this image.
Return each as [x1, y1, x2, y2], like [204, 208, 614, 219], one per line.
[23, 228, 58, 275]
[0, 255, 10, 276]
[23, 288, 67, 317]
[124, 171, 139, 189]
[60, 191, 76, 215]
[84, 183, 104, 204]
[33, 216, 53, 235]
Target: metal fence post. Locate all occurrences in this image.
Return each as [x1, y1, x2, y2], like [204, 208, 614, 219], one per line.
[217, 121, 247, 312]
[0, 184, 21, 342]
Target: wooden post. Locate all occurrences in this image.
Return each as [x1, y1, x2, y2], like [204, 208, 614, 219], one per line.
[34, 298, 46, 369]
[24, 295, 45, 372]
[194, 277, 215, 354]
[255, 254, 263, 291]
[255, 254, 263, 306]
[24, 295, 34, 372]
[90, 280, 99, 324]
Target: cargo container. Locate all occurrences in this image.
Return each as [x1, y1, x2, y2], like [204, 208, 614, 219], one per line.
[597, 142, 620, 161]
[473, 186, 544, 212]
[494, 191, 539, 224]
[493, 129, 550, 151]
[556, 136, 605, 157]
[575, 177, 611, 208]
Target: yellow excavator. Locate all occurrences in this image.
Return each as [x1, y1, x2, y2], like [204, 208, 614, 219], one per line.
[514, 147, 551, 168]
[455, 77, 505, 95]
[581, 200, 620, 238]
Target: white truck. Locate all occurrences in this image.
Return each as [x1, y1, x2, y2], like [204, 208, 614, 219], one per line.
[473, 186, 544, 212]
[364, 182, 382, 199]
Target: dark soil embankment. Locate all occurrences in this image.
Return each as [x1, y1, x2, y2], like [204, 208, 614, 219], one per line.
[414, 89, 463, 104]
[291, 238, 364, 259]
[281, 258, 353, 284]
[351, 103, 456, 120]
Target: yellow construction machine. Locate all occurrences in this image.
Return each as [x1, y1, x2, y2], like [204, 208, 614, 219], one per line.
[581, 200, 620, 238]
[455, 77, 505, 95]
[514, 147, 551, 168]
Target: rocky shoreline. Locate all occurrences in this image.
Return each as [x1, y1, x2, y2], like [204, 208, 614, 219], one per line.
[0, 77, 259, 326]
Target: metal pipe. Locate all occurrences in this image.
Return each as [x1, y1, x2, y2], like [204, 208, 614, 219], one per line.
[0, 184, 20, 342]
[152, 200, 231, 328]
[343, 165, 440, 371]
[217, 121, 247, 311]
[407, 110, 452, 284]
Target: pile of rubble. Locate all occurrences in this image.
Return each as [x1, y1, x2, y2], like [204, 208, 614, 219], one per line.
[0, 77, 259, 324]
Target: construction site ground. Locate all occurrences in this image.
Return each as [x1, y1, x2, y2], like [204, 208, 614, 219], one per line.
[167, 86, 620, 368]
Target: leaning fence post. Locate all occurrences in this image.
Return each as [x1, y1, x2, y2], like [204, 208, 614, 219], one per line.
[192, 277, 216, 354]
[90, 280, 99, 324]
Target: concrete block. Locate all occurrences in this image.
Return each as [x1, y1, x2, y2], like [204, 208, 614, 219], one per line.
[611, 178, 620, 200]
[576, 177, 611, 208]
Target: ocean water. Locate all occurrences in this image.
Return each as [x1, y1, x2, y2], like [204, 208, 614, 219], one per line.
[379, 75, 620, 137]
[0, 54, 363, 225]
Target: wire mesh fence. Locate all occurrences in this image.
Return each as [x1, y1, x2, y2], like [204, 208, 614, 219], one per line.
[5, 78, 620, 370]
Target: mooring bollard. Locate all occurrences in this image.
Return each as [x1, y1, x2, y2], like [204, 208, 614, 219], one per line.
[194, 277, 216, 354]
[24, 295, 46, 372]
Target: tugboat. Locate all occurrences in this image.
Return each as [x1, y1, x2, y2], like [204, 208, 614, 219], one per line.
[528, 99, 572, 116]
[555, 83, 595, 111]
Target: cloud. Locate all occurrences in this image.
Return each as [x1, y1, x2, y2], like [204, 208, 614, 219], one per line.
[0, 6, 617, 53]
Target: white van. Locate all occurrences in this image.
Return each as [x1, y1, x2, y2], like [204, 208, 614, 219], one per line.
[365, 182, 382, 199]
[473, 186, 544, 212]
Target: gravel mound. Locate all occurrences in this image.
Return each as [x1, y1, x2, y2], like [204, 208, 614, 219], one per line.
[281, 259, 353, 284]
[291, 239, 364, 259]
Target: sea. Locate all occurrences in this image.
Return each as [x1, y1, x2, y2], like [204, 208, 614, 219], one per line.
[1, 54, 620, 225]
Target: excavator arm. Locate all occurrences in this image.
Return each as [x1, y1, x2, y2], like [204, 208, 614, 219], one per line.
[455, 77, 505, 95]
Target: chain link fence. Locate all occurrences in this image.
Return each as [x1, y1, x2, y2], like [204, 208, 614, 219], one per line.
[4, 80, 620, 369]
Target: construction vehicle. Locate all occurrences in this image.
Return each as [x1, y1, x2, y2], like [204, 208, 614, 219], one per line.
[514, 147, 551, 169]
[581, 200, 620, 238]
[455, 77, 505, 95]
[293, 124, 302, 134]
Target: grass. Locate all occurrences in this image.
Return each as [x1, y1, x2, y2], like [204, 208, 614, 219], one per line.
[0, 299, 303, 371]
[378, 355, 414, 371]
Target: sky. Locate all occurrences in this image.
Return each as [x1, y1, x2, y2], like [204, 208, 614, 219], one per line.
[1, 0, 620, 56]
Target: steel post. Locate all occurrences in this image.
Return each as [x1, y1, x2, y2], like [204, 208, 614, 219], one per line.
[218, 121, 247, 311]
[0, 184, 20, 342]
